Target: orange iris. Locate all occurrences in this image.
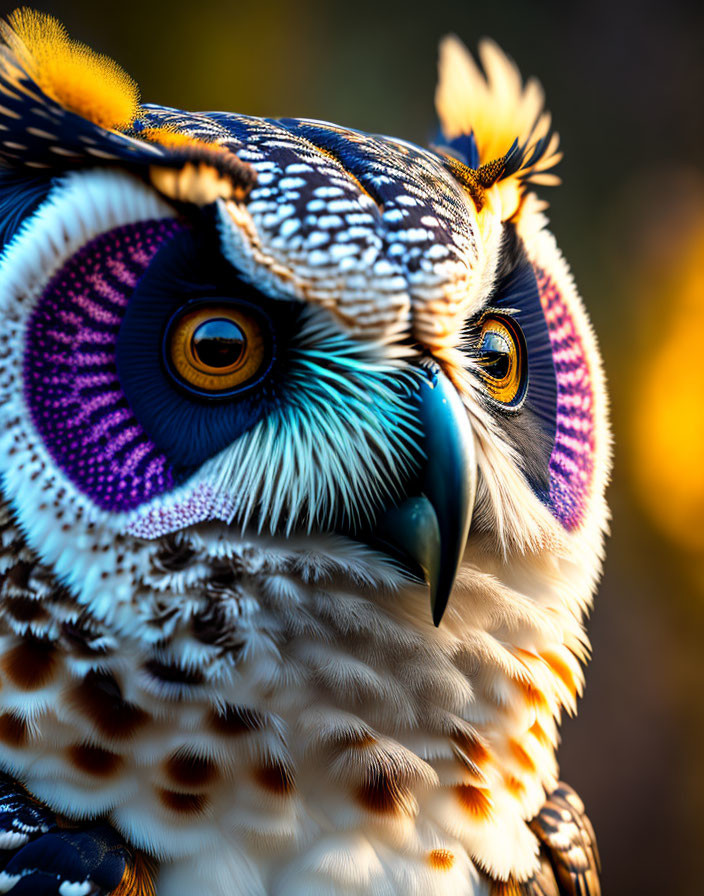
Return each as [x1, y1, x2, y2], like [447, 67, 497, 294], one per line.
[476, 315, 525, 405]
[168, 305, 268, 394]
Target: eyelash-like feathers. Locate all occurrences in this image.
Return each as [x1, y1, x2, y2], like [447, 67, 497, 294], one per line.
[0, 171, 52, 252]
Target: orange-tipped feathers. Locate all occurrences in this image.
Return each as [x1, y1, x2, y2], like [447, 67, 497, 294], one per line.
[1, 8, 139, 130]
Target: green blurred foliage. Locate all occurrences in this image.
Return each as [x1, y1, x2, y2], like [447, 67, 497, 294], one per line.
[2, 0, 703, 891]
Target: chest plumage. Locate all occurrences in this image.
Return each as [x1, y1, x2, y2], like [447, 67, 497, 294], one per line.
[0, 10, 607, 896]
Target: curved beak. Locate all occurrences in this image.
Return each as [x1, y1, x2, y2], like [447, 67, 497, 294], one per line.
[373, 366, 477, 626]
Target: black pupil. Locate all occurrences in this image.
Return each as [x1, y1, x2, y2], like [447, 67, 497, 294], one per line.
[480, 331, 511, 380]
[192, 318, 246, 369]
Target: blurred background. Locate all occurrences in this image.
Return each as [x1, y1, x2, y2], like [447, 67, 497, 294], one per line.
[2, 0, 702, 890]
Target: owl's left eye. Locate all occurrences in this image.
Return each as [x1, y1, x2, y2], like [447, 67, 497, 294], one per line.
[476, 314, 526, 406]
[164, 302, 274, 397]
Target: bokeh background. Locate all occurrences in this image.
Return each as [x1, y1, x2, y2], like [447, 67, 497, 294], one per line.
[2, 0, 703, 891]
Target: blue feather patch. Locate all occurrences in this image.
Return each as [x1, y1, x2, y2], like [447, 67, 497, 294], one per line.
[431, 130, 480, 168]
[0, 775, 132, 895]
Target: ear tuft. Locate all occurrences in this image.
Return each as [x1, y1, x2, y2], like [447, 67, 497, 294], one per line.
[2, 7, 140, 130]
[435, 36, 562, 215]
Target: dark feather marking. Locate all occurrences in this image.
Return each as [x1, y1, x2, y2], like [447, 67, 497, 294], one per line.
[3, 594, 47, 623]
[192, 612, 245, 651]
[165, 751, 216, 788]
[254, 760, 295, 796]
[4, 562, 32, 591]
[143, 659, 204, 686]
[1, 637, 56, 690]
[157, 788, 208, 815]
[70, 671, 149, 740]
[0, 712, 27, 747]
[67, 743, 124, 778]
[356, 768, 413, 815]
[208, 704, 264, 736]
[152, 536, 196, 573]
[60, 620, 112, 657]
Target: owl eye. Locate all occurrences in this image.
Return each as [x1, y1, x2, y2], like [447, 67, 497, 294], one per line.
[164, 302, 273, 397]
[476, 315, 526, 406]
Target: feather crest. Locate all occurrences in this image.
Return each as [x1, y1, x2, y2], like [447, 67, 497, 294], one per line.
[0, 10, 256, 202]
[435, 36, 562, 215]
[2, 8, 140, 130]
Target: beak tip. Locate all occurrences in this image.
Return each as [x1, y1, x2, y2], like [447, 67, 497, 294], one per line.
[368, 366, 476, 629]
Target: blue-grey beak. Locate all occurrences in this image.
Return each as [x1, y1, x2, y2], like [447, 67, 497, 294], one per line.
[374, 366, 476, 626]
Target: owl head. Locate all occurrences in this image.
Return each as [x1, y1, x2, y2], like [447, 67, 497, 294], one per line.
[0, 10, 611, 882]
[0, 11, 608, 618]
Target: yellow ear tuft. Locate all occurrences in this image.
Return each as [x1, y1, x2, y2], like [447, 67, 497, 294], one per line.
[436, 36, 546, 164]
[2, 7, 139, 130]
[435, 36, 562, 220]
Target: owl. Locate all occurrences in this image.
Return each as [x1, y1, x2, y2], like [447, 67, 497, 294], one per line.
[0, 9, 608, 896]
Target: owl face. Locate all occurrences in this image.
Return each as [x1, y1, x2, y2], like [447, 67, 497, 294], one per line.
[8, 166, 420, 526]
[0, 13, 608, 635]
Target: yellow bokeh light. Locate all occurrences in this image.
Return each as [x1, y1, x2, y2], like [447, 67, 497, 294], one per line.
[632, 224, 704, 551]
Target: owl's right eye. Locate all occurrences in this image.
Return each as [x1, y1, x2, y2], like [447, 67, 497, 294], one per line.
[476, 314, 527, 407]
[164, 301, 274, 398]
